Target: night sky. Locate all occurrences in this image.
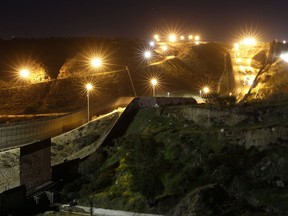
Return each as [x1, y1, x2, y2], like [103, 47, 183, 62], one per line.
[0, 0, 288, 42]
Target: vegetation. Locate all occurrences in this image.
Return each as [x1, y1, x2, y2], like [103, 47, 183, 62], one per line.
[57, 105, 288, 215]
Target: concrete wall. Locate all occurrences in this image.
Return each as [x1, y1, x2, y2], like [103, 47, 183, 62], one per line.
[180, 104, 288, 149]
[133, 97, 197, 108]
[181, 106, 247, 127]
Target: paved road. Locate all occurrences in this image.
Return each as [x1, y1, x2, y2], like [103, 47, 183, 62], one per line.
[149, 55, 175, 66]
[62, 205, 163, 216]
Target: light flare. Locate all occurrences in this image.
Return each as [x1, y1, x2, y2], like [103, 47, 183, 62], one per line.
[149, 41, 155, 47]
[91, 57, 102, 68]
[203, 87, 210, 94]
[154, 34, 160, 41]
[150, 78, 158, 86]
[144, 51, 152, 59]
[168, 34, 177, 42]
[85, 83, 93, 91]
[19, 69, 30, 78]
[280, 53, 288, 62]
[243, 37, 257, 46]
[161, 45, 168, 52]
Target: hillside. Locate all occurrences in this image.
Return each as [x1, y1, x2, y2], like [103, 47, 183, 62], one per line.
[58, 102, 288, 216]
[246, 57, 288, 102]
[0, 38, 229, 115]
[1, 38, 288, 116]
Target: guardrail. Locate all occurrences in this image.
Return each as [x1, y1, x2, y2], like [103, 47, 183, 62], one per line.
[0, 97, 134, 151]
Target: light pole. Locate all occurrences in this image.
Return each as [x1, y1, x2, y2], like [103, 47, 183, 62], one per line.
[124, 66, 137, 97]
[106, 64, 137, 97]
[151, 78, 158, 97]
[85, 83, 93, 122]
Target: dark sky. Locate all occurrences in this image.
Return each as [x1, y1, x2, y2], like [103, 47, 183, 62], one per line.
[0, 0, 287, 42]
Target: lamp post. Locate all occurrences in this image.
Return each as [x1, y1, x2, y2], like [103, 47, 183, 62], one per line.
[151, 78, 158, 97]
[125, 66, 137, 97]
[85, 83, 93, 122]
[106, 64, 137, 97]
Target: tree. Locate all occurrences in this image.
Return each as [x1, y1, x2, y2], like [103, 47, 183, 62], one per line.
[119, 135, 165, 207]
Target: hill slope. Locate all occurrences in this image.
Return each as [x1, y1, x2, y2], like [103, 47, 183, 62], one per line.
[59, 102, 288, 215]
[0, 38, 229, 115]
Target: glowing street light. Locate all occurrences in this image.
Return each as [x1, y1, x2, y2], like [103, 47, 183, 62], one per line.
[236, 58, 242, 63]
[149, 41, 155, 47]
[91, 57, 102, 68]
[161, 45, 168, 52]
[168, 34, 177, 42]
[85, 83, 93, 122]
[195, 35, 200, 41]
[203, 86, 210, 94]
[243, 38, 256, 46]
[154, 34, 160, 41]
[144, 51, 152, 59]
[86, 83, 93, 91]
[248, 79, 254, 86]
[280, 53, 288, 62]
[188, 35, 193, 40]
[150, 78, 158, 97]
[19, 69, 30, 78]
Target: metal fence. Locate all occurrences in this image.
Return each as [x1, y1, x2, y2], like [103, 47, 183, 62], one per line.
[0, 97, 133, 151]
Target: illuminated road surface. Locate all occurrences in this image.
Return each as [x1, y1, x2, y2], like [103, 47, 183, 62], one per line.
[149, 55, 175, 66]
